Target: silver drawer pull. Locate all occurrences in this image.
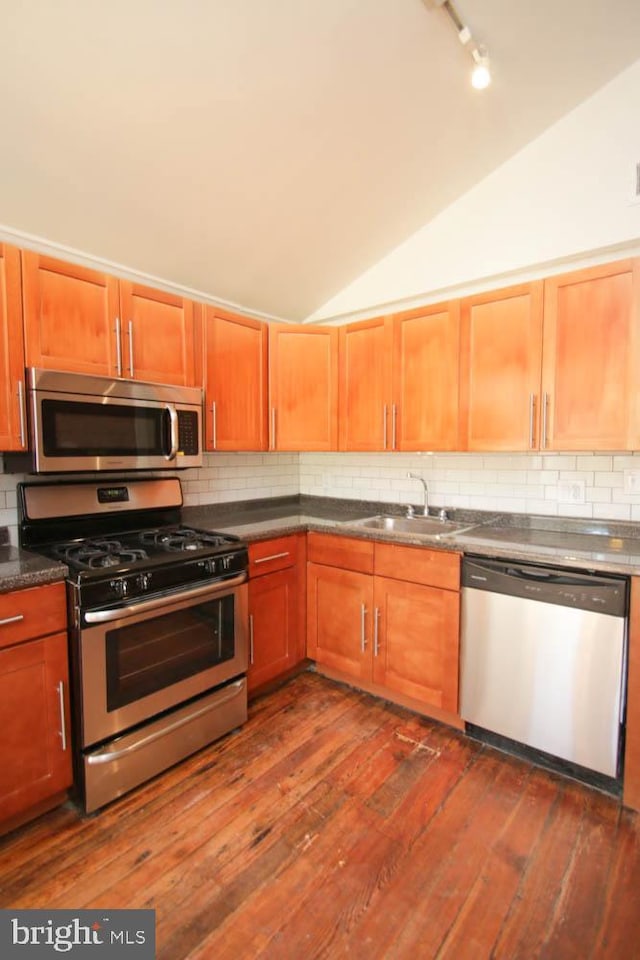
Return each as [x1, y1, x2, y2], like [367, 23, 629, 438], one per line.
[253, 552, 290, 564]
[0, 614, 24, 627]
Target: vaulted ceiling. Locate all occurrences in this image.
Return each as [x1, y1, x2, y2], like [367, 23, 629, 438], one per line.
[1, 1, 639, 321]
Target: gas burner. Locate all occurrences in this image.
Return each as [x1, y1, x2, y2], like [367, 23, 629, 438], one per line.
[138, 527, 230, 553]
[54, 539, 149, 570]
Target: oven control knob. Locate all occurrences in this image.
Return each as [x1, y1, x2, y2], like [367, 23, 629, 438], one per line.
[110, 578, 129, 599]
[137, 573, 152, 591]
[205, 558, 218, 575]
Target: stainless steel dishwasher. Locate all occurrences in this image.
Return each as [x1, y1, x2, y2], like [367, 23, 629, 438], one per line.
[460, 556, 628, 780]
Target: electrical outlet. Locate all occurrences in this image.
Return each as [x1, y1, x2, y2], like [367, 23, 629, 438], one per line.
[624, 469, 640, 494]
[557, 480, 586, 504]
[630, 160, 640, 206]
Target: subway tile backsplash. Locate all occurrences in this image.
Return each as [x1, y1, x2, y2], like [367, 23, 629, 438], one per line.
[3, 450, 640, 544]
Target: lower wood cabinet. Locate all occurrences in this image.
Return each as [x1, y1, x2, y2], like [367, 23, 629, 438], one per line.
[307, 533, 461, 721]
[247, 534, 306, 692]
[0, 583, 72, 833]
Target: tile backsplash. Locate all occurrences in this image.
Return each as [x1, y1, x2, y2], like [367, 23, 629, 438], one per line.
[3, 450, 640, 544]
[299, 452, 640, 523]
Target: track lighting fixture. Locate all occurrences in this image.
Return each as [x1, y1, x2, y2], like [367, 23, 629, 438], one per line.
[425, 0, 492, 90]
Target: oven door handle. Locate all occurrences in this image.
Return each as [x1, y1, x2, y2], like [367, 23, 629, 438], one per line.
[86, 678, 246, 765]
[166, 404, 179, 460]
[83, 573, 247, 623]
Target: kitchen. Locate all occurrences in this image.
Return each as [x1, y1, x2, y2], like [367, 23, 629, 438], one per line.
[2, 1, 640, 957]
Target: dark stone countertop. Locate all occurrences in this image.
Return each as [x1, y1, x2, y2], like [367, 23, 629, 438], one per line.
[184, 495, 640, 577]
[0, 544, 68, 594]
[5, 493, 640, 594]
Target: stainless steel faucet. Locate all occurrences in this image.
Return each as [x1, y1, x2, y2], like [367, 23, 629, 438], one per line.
[407, 472, 429, 516]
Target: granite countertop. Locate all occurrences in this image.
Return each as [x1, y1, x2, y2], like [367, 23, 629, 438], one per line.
[0, 544, 68, 594]
[4, 494, 640, 594]
[184, 495, 640, 577]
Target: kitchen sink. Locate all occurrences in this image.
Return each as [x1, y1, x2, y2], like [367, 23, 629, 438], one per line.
[346, 514, 478, 539]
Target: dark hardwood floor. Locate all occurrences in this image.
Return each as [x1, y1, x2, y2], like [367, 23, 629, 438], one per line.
[1, 671, 639, 959]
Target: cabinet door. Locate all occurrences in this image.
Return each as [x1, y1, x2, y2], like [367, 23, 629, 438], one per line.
[0, 244, 27, 451]
[119, 281, 196, 386]
[307, 562, 372, 680]
[0, 632, 72, 826]
[22, 252, 120, 376]
[459, 283, 544, 451]
[373, 576, 459, 713]
[542, 260, 640, 450]
[392, 301, 460, 450]
[339, 317, 393, 451]
[203, 308, 268, 451]
[248, 567, 299, 692]
[269, 324, 338, 451]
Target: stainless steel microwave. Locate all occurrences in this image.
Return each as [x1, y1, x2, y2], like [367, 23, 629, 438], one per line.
[5, 368, 203, 473]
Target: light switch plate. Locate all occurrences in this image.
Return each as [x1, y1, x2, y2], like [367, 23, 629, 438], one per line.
[557, 480, 586, 504]
[624, 469, 640, 494]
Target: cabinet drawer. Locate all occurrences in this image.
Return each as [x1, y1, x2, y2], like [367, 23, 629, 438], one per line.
[0, 583, 67, 651]
[374, 543, 460, 591]
[307, 532, 374, 574]
[249, 536, 299, 578]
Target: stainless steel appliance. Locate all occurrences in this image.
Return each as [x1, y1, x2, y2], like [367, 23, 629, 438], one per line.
[18, 477, 248, 813]
[460, 556, 628, 782]
[5, 367, 203, 473]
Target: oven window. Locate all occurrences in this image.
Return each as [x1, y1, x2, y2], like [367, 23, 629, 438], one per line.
[106, 596, 235, 710]
[42, 399, 165, 457]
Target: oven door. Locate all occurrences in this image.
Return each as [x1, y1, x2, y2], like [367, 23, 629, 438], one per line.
[78, 576, 248, 749]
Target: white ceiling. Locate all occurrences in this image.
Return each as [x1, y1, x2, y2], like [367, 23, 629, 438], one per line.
[1, 0, 640, 321]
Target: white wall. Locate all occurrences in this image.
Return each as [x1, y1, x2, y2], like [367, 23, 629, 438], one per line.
[308, 58, 640, 322]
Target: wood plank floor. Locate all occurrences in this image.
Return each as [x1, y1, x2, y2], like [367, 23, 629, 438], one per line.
[1, 671, 639, 959]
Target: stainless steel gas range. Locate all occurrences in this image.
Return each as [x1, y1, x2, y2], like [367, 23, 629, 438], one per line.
[18, 477, 248, 813]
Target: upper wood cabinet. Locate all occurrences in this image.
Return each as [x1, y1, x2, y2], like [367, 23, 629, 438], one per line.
[339, 316, 393, 451]
[119, 281, 196, 386]
[542, 260, 640, 450]
[22, 253, 197, 386]
[268, 324, 338, 451]
[202, 307, 268, 451]
[392, 301, 460, 451]
[22, 252, 120, 377]
[0, 244, 27, 451]
[459, 282, 544, 451]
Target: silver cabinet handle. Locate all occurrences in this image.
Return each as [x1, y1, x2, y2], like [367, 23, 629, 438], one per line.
[57, 681, 67, 752]
[212, 401, 217, 450]
[374, 607, 380, 657]
[128, 319, 134, 377]
[383, 404, 388, 450]
[392, 404, 397, 450]
[253, 552, 290, 565]
[17, 380, 26, 448]
[0, 614, 24, 627]
[271, 408, 277, 449]
[115, 317, 122, 377]
[249, 613, 254, 665]
[529, 393, 536, 449]
[542, 392, 549, 449]
[360, 602, 367, 653]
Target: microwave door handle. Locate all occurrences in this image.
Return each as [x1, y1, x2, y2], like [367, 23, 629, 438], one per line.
[166, 404, 179, 460]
